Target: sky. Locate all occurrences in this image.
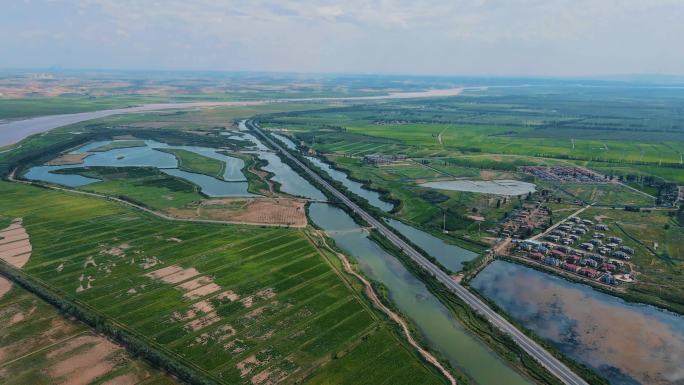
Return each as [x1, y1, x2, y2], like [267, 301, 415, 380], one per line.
[3, 0, 684, 77]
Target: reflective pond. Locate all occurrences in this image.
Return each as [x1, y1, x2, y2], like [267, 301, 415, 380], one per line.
[471, 260, 684, 385]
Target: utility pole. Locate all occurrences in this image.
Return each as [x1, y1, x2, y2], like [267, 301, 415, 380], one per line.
[442, 209, 448, 234]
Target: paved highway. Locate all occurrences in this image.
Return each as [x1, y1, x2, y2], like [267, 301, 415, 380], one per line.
[249, 120, 589, 385]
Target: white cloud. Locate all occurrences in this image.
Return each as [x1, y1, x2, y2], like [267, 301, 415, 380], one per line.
[2, 0, 684, 75]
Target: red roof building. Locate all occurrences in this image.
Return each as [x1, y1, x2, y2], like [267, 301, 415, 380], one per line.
[567, 255, 581, 264]
[529, 252, 545, 260]
[562, 263, 580, 272]
[602, 263, 617, 271]
[551, 250, 566, 258]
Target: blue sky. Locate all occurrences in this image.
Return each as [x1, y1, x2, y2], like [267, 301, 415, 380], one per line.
[3, 0, 684, 76]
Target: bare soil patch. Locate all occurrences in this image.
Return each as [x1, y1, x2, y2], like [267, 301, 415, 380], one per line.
[0, 219, 31, 269]
[170, 197, 307, 227]
[186, 313, 219, 331]
[46, 153, 90, 166]
[147, 265, 243, 332]
[184, 283, 221, 299]
[102, 373, 138, 385]
[237, 355, 260, 377]
[160, 267, 201, 284]
[0, 228, 29, 244]
[48, 335, 120, 385]
[0, 277, 12, 299]
[178, 276, 213, 291]
[217, 290, 240, 302]
[101, 243, 129, 257]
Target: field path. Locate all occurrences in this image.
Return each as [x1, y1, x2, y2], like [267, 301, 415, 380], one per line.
[311, 230, 458, 385]
[438, 127, 448, 145]
[529, 204, 591, 241]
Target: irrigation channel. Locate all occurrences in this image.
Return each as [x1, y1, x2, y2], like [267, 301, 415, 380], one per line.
[472, 260, 684, 385]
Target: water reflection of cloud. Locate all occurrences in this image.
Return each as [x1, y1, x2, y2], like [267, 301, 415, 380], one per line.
[473, 261, 684, 385]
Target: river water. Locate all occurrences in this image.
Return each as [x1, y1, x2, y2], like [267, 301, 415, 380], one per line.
[471, 260, 684, 385]
[0, 87, 464, 148]
[308, 203, 532, 385]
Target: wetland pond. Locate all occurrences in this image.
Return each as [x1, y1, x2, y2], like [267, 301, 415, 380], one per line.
[308, 202, 532, 385]
[471, 260, 684, 385]
[24, 140, 254, 197]
[420, 179, 536, 196]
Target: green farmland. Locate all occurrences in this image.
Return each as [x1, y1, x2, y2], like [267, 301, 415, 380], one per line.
[0, 181, 445, 385]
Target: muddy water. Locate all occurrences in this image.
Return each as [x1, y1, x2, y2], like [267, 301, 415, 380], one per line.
[471, 260, 684, 385]
[308, 202, 532, 385]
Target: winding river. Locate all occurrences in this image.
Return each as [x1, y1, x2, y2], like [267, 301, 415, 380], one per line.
[0, 87, 464, 148]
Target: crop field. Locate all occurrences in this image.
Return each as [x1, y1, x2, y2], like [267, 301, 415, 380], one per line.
[263, 85, 684, 168]
[552, 183, 656, 207]
[0, 181, 444, 385]
[0, 279, 177, 385]
[257, 86, 684, 255]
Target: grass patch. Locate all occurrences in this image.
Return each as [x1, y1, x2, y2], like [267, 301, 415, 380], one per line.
[156, 148, 225, 179]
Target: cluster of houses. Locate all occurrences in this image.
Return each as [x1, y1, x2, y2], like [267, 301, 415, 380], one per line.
[362, 154, 408, 165]
[544, 217, 636, 260]
[515, 238, 632, 285]
[497, 202, 550, 238]
[520, 166, 607, 183]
